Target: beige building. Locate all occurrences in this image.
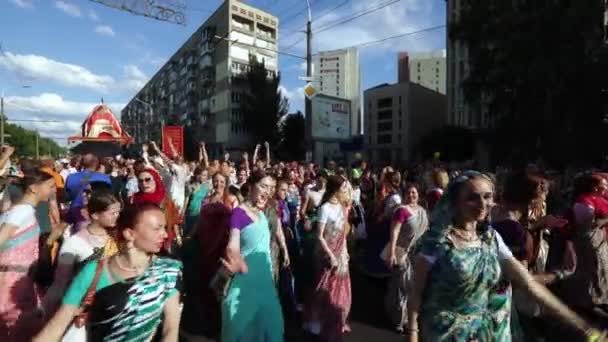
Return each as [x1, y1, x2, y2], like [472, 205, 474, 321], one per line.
[121, 0, 278, 156]
[313, 48, 361, 135]
[409, 50, 446, 95]
[364, 82, 447, 164]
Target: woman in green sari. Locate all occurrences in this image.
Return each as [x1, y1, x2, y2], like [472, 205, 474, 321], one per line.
[407, 171, 603, 342]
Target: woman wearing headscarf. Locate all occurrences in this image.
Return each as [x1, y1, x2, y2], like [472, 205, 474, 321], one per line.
[129, 167, 182, 254]
[407, 171, 604, 342]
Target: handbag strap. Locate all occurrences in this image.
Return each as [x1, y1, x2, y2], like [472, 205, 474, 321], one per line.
[74, 258, 105, 327]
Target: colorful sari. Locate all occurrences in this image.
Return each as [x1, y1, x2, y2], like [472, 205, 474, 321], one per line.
[265, 205, 281, 283]
[0, 205, 41, 341]
[308, 206, 352, 342]
[62, 257, 182, 341]
[221, 212, 284, 342]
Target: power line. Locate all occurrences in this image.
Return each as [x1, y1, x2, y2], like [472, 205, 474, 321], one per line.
[314, 24, 446, 53]
[281, 0, 399, 51]
[314, 0, 400, 34]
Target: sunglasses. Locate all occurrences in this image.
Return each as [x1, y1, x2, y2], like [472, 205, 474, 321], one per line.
[138, 177, 153, 184]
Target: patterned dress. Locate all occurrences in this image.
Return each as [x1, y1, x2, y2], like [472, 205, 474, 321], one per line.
[0, 204, 41, 341]
[62, 257, 182, 341]
[419, 226, 512, 342]
[308, 202, 352, 342]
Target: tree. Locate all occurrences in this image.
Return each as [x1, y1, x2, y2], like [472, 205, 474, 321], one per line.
[416, 125, 475, 162]
[451, 1, 608, 167]
[240, 56, 289, 146]
[4, 121, 66, 158]
[278, 111, 306, 161]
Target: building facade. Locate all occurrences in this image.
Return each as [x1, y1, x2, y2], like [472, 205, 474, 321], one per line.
[121, 0, 278, 157]
[312, 48, 361, 135]
[364, 82, 447, 165]
[409, 50, 446, 95]
[446, 0, 477, 128]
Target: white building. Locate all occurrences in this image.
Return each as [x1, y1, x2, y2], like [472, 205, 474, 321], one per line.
[313, 48, 361, 135]
[122, 0, 278, 156]
[409, 50, 446, 95]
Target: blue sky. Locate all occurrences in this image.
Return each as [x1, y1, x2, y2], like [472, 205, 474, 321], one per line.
[1, 0, 445, 144]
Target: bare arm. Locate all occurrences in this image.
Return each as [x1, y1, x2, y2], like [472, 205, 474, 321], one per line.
[407, 254, 433, 342]
[252, 144, 261, 167]
[33, 305, 79, 342]
[151, 141, 173, 165]
[41, 260, 77, 314]
[161, 291, 181, 342]
[316, 221, 335, 263]
[264, 141, 271, 168]
[0, 223, 18, 247]
[199, 143, 209, 169]
[0, 145, 15, 174]
[243, 152, 250, 176]
[274, 218, 290, 267]
[502, 256, 592, 334]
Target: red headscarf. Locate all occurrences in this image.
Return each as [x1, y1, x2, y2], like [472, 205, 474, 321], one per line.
[131, 168, 166, 206]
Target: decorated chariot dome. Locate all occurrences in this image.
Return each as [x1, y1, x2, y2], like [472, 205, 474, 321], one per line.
[68, 100, 132, 144]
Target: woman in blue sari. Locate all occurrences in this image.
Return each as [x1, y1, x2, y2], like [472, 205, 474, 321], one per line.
[221, 170, 284, 342]
[406, 171, 603, 342]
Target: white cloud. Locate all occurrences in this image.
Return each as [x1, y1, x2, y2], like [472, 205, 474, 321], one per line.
[88, 10, 99, 21]
[9, 0, 33, 9]
[279, 85, 304, 113]
[3, 93, 125, 143]
[94, 25, 116, 37]
[122, 65, 149, 92]
[281, 0, 441, 55]
[0, 52, 115, 92]
[54, 0, 82, 17]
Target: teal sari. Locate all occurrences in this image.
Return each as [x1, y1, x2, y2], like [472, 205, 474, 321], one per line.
[221, 212, 284, 342]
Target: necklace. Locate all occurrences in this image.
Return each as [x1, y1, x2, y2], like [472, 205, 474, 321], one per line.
[115, 255, 151, 273]
[451, 228, 479, 242]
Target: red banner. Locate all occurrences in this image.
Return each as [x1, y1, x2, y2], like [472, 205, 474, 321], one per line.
[162, 125, 184, 158]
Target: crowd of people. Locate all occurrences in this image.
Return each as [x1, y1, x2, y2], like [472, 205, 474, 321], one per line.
[0, 140, 608, 341]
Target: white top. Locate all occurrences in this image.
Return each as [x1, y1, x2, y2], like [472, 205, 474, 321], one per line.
[308, 189, 325, 208]
[57, 227, 107, 265]
[352, 188, 361, 205]
[1, 204, 36, 232]
[318, 202, 345, 231]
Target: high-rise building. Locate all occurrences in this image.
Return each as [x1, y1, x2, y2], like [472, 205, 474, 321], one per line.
[313, 48, 361, 135]
[446, 0, 476, 129]
[121, 0, 279, 157]
[409, 50, 446, 95]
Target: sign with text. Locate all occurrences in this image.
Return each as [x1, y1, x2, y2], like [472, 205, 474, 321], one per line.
[162, 125, 184, 157]
[310, 95, 351, 140]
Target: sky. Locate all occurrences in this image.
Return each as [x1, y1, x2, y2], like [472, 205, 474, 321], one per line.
[0, 0, 446, 145]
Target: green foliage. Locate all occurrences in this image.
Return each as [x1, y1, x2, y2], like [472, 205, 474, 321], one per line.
[452, 0, 608, 167]
[240, 56, 289, 146]
[278, 111, 306, 161]
[417, 125, 475, 162]
[4, 121, 66, 158]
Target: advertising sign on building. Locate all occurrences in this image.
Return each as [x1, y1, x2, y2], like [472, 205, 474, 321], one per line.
[310, 95, 351, 140]
[162, 125, 184, 157]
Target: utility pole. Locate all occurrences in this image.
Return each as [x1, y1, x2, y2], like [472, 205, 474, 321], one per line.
[0, 95, 4, 146]
[305, 0, 312, 160]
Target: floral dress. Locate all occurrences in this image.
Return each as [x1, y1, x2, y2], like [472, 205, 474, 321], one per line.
[418, 226, 512, 342]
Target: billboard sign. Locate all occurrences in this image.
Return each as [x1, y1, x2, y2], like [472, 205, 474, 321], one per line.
[311, 95, 351, 141]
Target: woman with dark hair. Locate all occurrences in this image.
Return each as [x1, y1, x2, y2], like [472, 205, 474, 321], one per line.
[0, 170, 56, 341]
[41, 189, 120, 324]
[221, 170, 284, 342]
[407, 171, 602, 342]
[183, 167, 210, 238]
[35, 205, 182, 342]
[384, 183, 429, 332]
[305, 175, 352, 341]
[130, 168, 182, 253]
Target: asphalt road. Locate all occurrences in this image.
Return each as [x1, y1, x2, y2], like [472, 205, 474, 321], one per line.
[180, 266, 403, 342]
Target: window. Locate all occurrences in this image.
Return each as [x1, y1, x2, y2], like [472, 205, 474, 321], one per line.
[377, 98, 392, 108]
[378, 134, 392, 145]
[377, 122, 392, 132]
[336, 87, 339, 93]
[378, 110, 392, 120]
